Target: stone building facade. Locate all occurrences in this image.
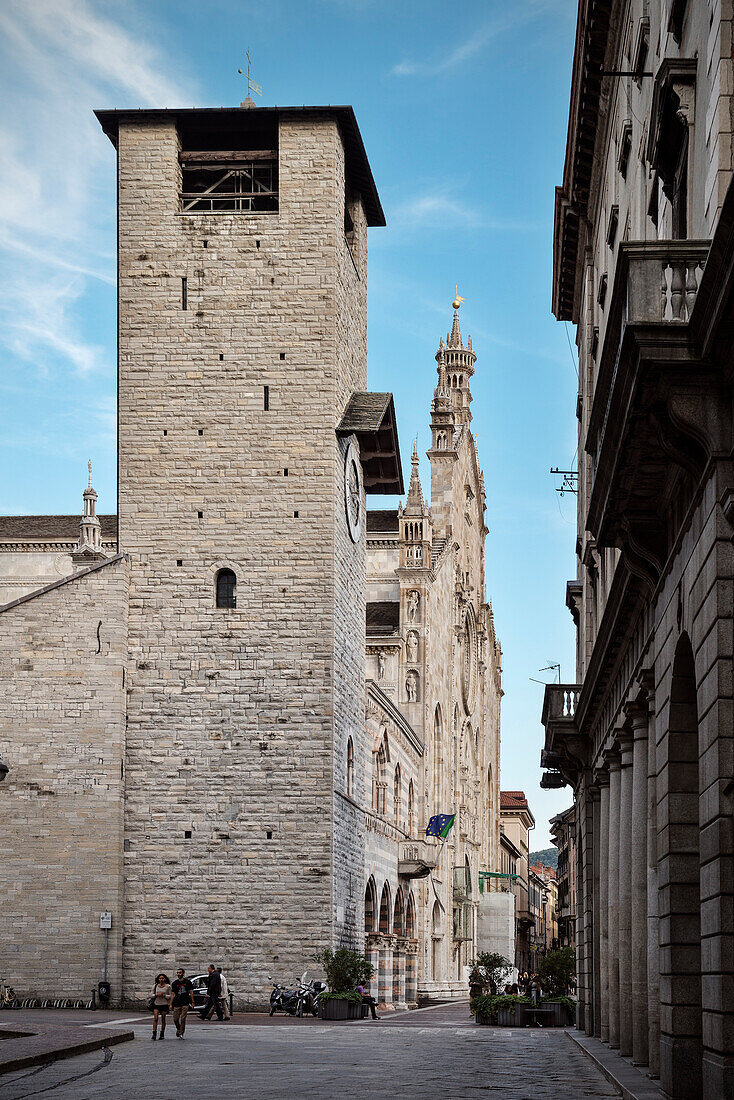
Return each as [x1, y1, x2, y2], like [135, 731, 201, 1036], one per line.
[0, 99, 503, 1012]
[542, 2, 734, 1096]
[0, 102, 407, 1008]
[361, 308, 503, 1003]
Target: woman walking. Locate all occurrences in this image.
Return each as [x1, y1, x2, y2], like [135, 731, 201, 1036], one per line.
[151, 973, 172, 1040]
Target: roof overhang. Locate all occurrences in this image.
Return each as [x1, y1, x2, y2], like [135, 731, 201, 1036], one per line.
[552, 0, 614, 321]
[337, 392, 404, 494]
[94, 105, 385, 227]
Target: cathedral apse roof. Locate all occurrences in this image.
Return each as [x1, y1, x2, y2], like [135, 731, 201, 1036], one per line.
[0, 514, 118, 546]
[367, 510, 398, 533]
[366, 601, 400, 635]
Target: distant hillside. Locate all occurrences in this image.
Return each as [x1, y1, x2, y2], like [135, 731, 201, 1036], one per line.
[529, 847, 558, 871]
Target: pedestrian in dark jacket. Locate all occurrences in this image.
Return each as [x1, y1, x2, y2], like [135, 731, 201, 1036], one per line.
[199, 964, 224, 1020]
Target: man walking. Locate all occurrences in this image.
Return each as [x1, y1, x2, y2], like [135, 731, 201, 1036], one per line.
[204, 967, 231, 1021]
[170, 968, 194, 1039]
[199, 964, 224, 1021]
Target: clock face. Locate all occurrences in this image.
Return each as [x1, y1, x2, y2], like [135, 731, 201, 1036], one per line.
[344, 439, 363, 543]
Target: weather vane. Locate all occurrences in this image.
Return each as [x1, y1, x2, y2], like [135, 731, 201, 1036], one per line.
[238, 51, 262, 101]
[452, 285, 466, 310]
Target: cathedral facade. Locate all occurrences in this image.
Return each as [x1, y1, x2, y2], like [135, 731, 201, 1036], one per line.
[0, 99, 500, 1009]
[361, 310, 502, 1004]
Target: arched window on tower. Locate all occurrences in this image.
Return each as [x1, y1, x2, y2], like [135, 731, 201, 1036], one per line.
[346, 737, 354, 798]
[379, 882, 392, 934]
[394, 763, 402, 825]
[432, 705, 443, 813]
[364, 877, 377, 932]
[215, 568, 237, 608]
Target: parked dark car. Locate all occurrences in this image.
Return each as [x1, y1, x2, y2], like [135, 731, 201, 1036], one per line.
[189, 974, 212, 1010]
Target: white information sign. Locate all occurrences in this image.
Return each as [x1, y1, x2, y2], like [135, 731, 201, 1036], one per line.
[99, 911, 112, 929]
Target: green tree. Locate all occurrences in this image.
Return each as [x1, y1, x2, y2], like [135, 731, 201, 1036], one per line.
[316, 948, 375, 993]
[470, 952, 513, 995]
[537, 947, 575, 996]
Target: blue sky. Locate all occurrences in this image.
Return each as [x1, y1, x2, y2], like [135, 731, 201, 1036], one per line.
[0, 0, 578, 846]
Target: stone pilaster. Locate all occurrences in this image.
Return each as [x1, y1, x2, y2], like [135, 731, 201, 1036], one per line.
[605, 747, 621, 1049]
[595, 767, 610, 1043]
[617, 731, 634, 1058]
[626, 700, 650, 1067]
[590, 783, 601, 1037]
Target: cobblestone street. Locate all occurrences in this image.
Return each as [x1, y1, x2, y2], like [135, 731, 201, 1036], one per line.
[0, 1003, 617, 1099]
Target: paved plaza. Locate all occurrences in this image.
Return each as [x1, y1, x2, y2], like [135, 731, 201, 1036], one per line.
[0, 1002, 618, 1099]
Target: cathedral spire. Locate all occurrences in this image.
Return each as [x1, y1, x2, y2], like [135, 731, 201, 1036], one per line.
[405, 440, 425, 513]
[72, 460, 106, 566]
[435, 294, 476, 427]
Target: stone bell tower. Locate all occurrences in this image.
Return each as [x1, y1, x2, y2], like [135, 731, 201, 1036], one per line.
[96, 102, 401, 1005]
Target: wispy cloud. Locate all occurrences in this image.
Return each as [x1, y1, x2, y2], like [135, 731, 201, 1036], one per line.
[0, 0, 190, 379]
[391, 2, 553, 77]
[388, 189, 539, 233]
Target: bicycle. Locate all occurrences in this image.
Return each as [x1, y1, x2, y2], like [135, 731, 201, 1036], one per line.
[0, 977, 18, 1009]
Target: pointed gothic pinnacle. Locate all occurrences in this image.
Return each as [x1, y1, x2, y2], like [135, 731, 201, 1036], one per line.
[88, 459, 93, 489]
[406, 439, 424, 509]
[450, 308, 463, 348]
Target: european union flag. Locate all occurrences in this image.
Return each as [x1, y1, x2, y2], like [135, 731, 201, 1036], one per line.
[426, 813, 456, 839]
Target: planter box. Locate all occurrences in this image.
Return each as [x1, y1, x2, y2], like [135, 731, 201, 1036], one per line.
[347, 1002, 362, 1020]
[475, 1012, 492, 1026]
[497, 1007, 525, 1027]
[541, 1002, 573, 1027]
[318, 999, 351, 1020]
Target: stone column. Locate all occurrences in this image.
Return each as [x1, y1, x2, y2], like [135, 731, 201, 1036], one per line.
[596, 768, 610, 1043]
[647, 701, 660, 1078]
[591, 785, 601, 1037]
[618, 731, 634, 1058]
[627, 702, 650, 1066]
[606, 748, 621, 1049]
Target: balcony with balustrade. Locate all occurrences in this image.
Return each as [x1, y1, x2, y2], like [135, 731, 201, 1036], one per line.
[540, 684, 583, 789]
[584, 239, 723, 587]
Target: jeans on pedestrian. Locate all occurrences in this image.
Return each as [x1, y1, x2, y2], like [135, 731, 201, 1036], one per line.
[173, 1005, 188, 1034]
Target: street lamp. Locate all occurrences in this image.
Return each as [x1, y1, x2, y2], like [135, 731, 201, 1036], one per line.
[0, 759, 8, 783]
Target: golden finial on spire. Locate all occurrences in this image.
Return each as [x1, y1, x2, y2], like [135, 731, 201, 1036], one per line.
[452, 285, 466, 310]
[238, 50, 262, 106]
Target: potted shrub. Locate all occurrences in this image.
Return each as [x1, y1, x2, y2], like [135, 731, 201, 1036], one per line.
[471, 994, 529, 1026]
[315, 948, 375, 1021]
[537, 948, 576, 1026]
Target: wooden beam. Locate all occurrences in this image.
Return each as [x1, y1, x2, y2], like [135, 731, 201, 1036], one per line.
[179, 150, 276, 164]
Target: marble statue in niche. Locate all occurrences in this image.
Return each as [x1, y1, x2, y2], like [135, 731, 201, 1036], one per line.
[378, 651, 386, 680]
[406, 631, 419, 662]
[407, 590, 420, 622]
[406, 670, 419, 702]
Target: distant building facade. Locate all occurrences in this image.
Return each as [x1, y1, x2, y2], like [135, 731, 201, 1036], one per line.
[500, 791, 535, 972]
[550, 806, 576, 950]
[542, 1, 734, 1095]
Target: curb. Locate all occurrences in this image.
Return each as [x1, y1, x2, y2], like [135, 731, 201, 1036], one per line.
[565, 1029, 665, 1100]
[0, 1028, 134, 1076]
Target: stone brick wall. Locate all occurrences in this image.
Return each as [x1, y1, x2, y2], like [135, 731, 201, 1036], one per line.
[116, 113, 369, 1006]
[0, 557, 129, 1002]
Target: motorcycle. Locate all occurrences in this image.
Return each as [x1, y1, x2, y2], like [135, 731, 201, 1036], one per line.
[268, 977, 301, 1017]
[296, 974, 327, 1018]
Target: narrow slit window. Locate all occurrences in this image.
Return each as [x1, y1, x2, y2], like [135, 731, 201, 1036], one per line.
[215, 568, 237, 609]
[181, 277, 188, 310]
[264, 385, 270, 411]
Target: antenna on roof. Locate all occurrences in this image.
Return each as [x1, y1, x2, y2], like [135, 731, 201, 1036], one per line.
[238, 50, 262, 108]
